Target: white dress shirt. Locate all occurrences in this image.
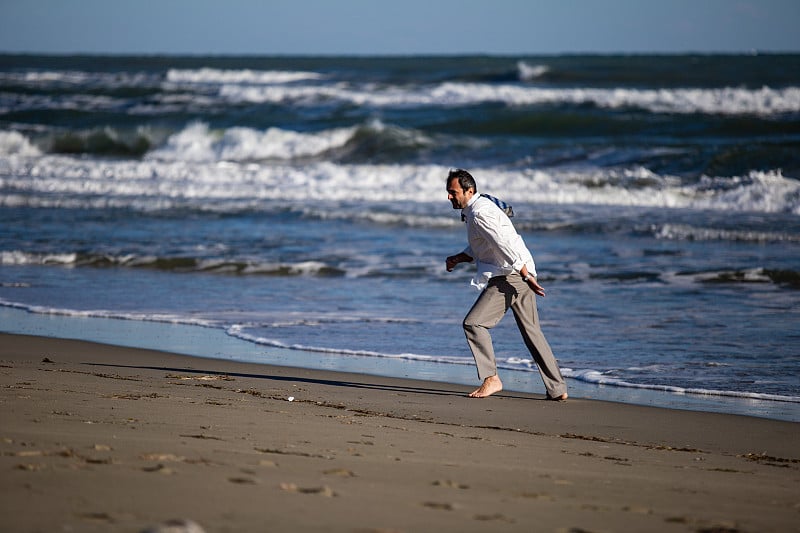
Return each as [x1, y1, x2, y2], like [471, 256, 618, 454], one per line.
[461, 194, 537, 290]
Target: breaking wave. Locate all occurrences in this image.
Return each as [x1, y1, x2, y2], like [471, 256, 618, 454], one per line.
[3, 138, 797, 214]
[166, 68, 324, 85]
[517, 61, 549, 81]
[4, 65, 798, 116]
[0, 131, 42, 156]
[146, 122, 357, 162]
[0, 251, 344, 276]
[218, 82, 800, 115]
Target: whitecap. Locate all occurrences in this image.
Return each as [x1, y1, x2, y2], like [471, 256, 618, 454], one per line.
[166, 68, 323, 85]
[0, 131, 42, 156]
[0, 250, 76, 265]
[145, 122, 356, 162]
[517, 61, 549, 81]
[217, 81, 800, 116]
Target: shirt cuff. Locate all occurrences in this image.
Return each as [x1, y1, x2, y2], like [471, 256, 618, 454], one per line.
[518, 261, 537, 278]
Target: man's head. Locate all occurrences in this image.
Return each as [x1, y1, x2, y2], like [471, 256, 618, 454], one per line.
[446, 168, 476, 210]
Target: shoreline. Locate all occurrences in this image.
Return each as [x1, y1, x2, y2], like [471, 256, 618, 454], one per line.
[1, 331, 798, 532]
[1, 306, 798, 422]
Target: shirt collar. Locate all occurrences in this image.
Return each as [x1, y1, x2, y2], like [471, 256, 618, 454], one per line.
[460, 193, 479, 221]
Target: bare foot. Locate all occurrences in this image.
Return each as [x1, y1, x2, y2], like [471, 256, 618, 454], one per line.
[546, 391, 568, 401]
[469, 376, 503, 398]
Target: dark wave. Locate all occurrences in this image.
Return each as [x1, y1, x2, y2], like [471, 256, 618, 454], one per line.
[10, 114, 799, 177]
[520, 54, 800, 89]
[2, 125, 174, 158]
[547, 267, 800, 289]
[0, 250, 346, 277]
[426, 111, 800, 177]
[430, 105, 800, 137]
[78, 254, 346, 276]
[5, 53, 799, 88]
[693, 269, 800, 289]
[48, 128, 157, 157]
[331, 122, 435, 163]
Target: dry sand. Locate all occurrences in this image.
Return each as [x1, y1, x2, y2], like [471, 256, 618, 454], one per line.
[1, 332, 798, 532]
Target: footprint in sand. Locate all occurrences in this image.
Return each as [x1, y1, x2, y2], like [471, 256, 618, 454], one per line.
[323, 467, 356, 477]
[474, 513, 515, 523]
[16, 462, 47, 471]
[228, 477, 258, 484]
[142, 464, 174, 474]
[432, 479, 469, 489]
[78, 512, 114, 524]
[140, 453, 185, 462]
[280, 483, 336, 497]
[141, 518, 207, 533]
[421, 501, 457, 511]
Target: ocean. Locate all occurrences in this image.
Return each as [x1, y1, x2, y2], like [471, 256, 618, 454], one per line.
[1, 54, 799, 421]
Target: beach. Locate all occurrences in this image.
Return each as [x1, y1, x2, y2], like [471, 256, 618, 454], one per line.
[2, 332, 798, 533]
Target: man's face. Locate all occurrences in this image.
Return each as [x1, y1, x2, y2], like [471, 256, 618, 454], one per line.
[447, 178, 474, 210]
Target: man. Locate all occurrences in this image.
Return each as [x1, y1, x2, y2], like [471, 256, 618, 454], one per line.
[445, 168, 568, 400]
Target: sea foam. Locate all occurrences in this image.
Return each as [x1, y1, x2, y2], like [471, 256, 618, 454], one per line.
[558, 367, 800, 404]
[218, 82, 800, 116]
[0, 131, 42, 156]
[166, 68, 323, 85]
[2, 145, 799, 214]
[4, 65, 798, 117]
[145, 122, 356, 162]
[516, 61, 549, 81]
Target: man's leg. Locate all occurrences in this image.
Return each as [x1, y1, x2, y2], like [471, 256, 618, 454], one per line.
[508, 275, 568, 399]
[463, 278, 510, 397]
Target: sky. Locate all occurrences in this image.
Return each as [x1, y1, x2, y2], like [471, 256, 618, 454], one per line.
[0, 0, 798, 56]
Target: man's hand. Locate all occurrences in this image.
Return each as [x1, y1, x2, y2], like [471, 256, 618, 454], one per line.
[526, 276, 546, 297]
[446, 253, 471, 272]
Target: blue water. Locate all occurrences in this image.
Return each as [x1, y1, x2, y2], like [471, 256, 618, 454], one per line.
[1, 54, 799, 420]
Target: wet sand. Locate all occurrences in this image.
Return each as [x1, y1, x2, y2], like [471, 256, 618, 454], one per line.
[1, 332, 798, 532]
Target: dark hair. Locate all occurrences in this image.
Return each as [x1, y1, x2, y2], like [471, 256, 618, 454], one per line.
[447, 168, 477, 193]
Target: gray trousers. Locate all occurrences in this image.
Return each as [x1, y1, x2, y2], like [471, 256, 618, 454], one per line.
[463, 274, 567, 397]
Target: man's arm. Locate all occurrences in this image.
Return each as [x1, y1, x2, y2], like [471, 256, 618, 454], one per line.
[519, 264, 546, 297]
[445, 252, 473, 272]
